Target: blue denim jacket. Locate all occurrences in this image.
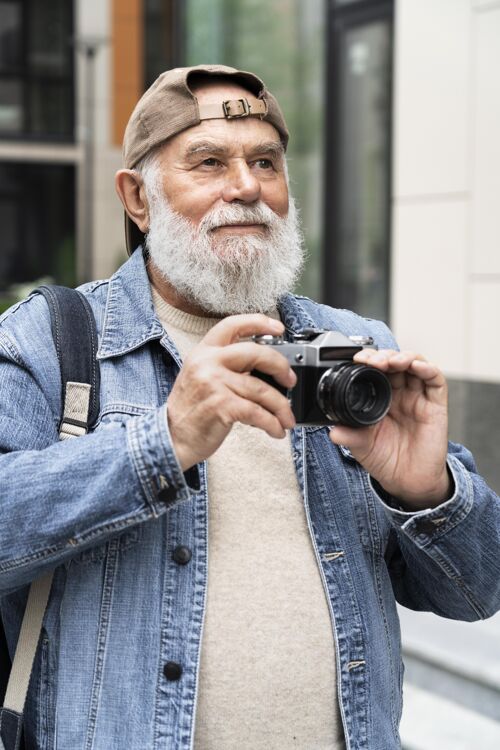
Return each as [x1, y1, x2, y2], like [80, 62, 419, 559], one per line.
[1, 249, 499, 750]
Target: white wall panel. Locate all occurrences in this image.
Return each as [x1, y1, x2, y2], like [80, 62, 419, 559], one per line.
[391, 200, 468, 377]
[393, 0, 471, 198]
[469, 281, 500, 379]
[473, 1, 500, 10]
[470, 8, 500, 274]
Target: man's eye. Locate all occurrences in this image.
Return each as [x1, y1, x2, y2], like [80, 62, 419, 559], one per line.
[201, 158, 221, 167]
[255, 159, 273, 169]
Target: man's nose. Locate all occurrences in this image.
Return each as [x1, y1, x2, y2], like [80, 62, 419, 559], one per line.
[221, 161, 261, 203]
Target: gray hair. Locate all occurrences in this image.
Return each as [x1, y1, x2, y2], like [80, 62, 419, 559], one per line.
[133, 148, 163, 208]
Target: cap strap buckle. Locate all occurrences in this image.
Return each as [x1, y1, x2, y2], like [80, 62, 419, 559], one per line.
[198, 97, 268, 122]
[222, 98, 251, 118]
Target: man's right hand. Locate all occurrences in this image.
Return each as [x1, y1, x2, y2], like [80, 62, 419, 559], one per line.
[165, 314, 297, 471]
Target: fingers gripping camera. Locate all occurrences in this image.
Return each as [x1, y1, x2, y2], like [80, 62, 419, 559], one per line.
[253, 329, 392, 427]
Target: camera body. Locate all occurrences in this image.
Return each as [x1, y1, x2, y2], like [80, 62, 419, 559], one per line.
[253, 328, 392, 427]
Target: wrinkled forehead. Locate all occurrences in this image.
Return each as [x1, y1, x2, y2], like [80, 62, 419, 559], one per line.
[171, 119, 284, 158]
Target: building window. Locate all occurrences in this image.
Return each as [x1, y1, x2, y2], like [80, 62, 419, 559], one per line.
[325, 0, 394, 322]
[0, 162, 75, 312]
[144, 0, 183, 88]
[0, 0, 74, 140]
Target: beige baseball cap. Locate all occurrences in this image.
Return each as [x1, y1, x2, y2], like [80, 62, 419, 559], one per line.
[122, 64, 289, 255]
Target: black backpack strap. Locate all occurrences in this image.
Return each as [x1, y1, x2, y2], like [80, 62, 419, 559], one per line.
[0, 285, 100, 750]
[34, 285, 100, 435]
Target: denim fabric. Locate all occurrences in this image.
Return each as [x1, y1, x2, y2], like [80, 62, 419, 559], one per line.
[1, 249, 499, 750]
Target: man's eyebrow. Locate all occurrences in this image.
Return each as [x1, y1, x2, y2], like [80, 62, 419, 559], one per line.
[183, 140, 285, 159]
[247, 141, 285, 159]
[184, 141, 227, 158]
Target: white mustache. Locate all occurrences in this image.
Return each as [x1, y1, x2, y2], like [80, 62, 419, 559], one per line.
[197, 202, 276, 234]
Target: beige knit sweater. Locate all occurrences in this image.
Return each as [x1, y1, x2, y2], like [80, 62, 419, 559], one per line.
[152, 288, 345, 750]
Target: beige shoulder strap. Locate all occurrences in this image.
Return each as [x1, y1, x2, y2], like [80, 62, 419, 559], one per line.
[3, 383, 91, 717]
[2, 574, 52, 714]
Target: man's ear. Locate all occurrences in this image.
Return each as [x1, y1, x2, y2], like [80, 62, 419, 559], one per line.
[115, 169, 150, 233]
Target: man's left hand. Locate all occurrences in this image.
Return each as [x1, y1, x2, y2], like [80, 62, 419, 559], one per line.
[329, 349, 452, 511]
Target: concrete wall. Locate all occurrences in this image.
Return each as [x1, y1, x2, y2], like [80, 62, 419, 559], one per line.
[75, 0, 127, 282]
[391, 0, 500, 382]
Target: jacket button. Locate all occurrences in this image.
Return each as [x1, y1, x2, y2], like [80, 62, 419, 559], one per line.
[164, 661, 183, 681]
[172, 545, 192, 565]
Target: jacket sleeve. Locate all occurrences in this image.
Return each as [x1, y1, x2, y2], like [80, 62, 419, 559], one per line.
[0, 300, 197, 596]
[374, 442, 500, 621]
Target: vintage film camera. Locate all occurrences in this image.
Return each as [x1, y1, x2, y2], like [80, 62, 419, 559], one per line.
[253, 328, 392, 427]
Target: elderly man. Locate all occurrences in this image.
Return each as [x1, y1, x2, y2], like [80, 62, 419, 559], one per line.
[0, 64, 499, 750]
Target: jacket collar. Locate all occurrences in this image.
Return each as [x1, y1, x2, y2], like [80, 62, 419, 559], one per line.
[277, 294, 317, 335]
[97, 249, 164, 359]
[97, 248, 317, 359]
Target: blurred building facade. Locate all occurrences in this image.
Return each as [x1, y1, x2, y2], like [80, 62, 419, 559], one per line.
[1, 0, 500, 491]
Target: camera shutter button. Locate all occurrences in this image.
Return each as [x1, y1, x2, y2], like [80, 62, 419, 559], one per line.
[252, 334, 283, 344]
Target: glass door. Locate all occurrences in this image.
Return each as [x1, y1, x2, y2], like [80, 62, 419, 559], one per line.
[324, 0, 394, 322]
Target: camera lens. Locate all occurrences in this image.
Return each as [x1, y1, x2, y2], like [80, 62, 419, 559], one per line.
[317, 363, 391, 427]
[346, 378, 377, 413]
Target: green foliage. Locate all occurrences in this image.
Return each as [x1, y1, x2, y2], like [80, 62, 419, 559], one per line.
[0, 236, 74, 317]
[54, 236, 77, 288]
[0, 276, 55, 317]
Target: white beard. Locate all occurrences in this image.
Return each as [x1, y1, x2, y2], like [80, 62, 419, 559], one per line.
[144, 185, 305, 316]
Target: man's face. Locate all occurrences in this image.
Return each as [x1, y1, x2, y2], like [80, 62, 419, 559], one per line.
[141, 80, 303, 316]
[149, 81, 289, 239]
